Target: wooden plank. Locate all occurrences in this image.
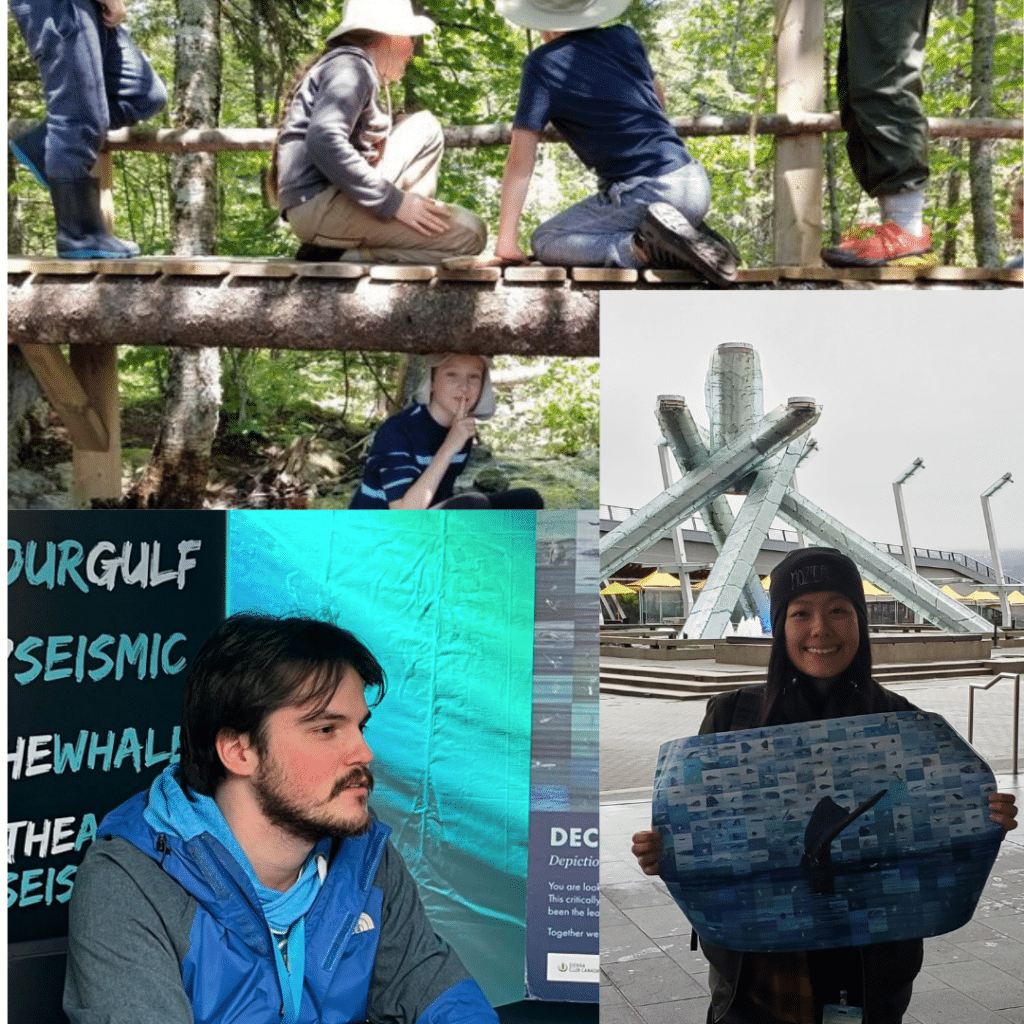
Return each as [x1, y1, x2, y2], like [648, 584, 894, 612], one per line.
[436, 266, 502, 283]
[70, 345, 122, 501]
[641, 268, 703, 284]
[157, 258, 236, 276]
[93, 259, 165, 276]
[14, 259, 99, 275]
[369, 265, 437, 281]
[571, 267, 639, 283]
[222, 258, 299, 279]
[16, 343, 109, 452]
[290, 262, 368, 279]
[503, 265, 567, 283]
[738, 267, 783, 283]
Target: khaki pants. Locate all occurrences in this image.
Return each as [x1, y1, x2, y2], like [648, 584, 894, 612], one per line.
[286, 110, 486, 264]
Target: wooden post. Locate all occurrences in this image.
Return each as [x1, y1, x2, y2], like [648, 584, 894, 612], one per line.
[774, 0, 824, 265]
[70, 345, 122, 503]
[95, 151, 115, 231]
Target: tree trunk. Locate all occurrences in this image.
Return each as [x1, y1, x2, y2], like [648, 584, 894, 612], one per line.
[823, 31, 841, 246]
[942, 137, 963, 265]
[127, 0, 223, 508]
[969, 0, 998, 267]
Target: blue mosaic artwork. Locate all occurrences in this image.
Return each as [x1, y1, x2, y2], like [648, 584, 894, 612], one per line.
[652, 711, 1002, 952]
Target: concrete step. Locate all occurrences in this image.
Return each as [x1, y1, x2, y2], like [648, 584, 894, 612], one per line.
[599, 658, 994, 698]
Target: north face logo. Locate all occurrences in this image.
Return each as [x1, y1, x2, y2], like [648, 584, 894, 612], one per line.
[791, 565, 829, 588]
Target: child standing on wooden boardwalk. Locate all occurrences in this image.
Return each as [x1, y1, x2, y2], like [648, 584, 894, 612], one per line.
[9, 0, 167, 258]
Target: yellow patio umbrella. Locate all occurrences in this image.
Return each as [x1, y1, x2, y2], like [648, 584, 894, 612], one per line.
[964, 589, 999, 603]
[1008, 590, 1024, 605]
[600, 581, 635, 596]
[631, 569, 682, 589]
[941, 584, 966, 600]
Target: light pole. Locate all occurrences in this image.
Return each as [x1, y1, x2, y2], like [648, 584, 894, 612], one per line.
[981, 473, 1014, 630]
[893, 458, 925, 623]
[657, 439, 692, 621]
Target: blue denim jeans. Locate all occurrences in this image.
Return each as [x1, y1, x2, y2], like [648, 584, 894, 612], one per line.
[530, 159, 711, 268]
[10, 0, 167, 181]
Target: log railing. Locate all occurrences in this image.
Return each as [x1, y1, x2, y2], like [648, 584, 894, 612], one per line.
[10, 112, 1018, 156]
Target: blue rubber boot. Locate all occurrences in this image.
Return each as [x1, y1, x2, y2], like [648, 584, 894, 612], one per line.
[9, 123, 49, 189]
[52, 178, 140, 258]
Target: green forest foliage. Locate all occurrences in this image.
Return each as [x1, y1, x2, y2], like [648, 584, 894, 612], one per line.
[7, 0, 1021, 446]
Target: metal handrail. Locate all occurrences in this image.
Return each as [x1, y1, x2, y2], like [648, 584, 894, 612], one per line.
[967, 669, 1022, 775]
[875, 542, 1022, 585]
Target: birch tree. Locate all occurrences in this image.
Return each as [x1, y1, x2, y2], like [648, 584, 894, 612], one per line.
[128, 0, 223, 507]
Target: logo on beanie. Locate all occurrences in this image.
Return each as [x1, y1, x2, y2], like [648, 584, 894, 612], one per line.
[790, 565, 831, 589]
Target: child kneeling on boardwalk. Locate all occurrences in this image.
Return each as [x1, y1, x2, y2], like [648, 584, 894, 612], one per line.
[270, 0, 486, 265]
[493, 0, 737, 285]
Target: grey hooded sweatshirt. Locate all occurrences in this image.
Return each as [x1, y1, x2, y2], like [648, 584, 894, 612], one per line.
[276, 46, 402, 220]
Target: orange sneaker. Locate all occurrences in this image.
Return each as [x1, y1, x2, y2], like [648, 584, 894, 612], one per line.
[821, 221, 939, 268]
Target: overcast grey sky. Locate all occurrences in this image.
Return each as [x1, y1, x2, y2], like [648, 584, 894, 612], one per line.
[601, 290, 1023, 553]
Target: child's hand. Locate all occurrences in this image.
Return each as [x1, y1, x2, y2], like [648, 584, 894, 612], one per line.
[395, 193, 451, 237]
[990, 792, 1018, 833]
[631, 829, 662, 876]
[495, 241, 529, 263]
[98, 0, 128, 27]
[446, 397, 477, 447]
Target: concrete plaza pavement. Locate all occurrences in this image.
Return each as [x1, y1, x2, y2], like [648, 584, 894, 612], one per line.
[600, 674, 1024, 1024]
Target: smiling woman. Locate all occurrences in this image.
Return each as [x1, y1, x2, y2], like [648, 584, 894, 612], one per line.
[631, 545, 1019, 1024]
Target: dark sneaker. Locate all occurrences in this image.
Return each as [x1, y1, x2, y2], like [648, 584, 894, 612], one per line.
[9, 123, 49, 189]
[696, 219, 742, 266]
[821, 221, 939, 268]
[295, 242, 344, 262]
[637, 202, 738, 285]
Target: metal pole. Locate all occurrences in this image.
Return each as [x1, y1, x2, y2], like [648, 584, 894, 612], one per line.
[658, 440, 692, 620]
[981, 473, 1013, 630]
[1014, 674, 1019, 776]
[790, 438, 818, 549]
[892, 458, 924, 623]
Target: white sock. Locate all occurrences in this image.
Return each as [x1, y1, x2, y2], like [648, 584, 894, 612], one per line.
[878, 190, 925, 235]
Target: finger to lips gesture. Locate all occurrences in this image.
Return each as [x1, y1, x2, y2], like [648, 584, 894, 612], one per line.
[448, 397, 477, 445]
[99, 0, 128, 26]
[395, 193, 451, 237]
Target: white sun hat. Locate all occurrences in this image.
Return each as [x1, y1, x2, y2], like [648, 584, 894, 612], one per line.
[413, 354, 497, 419]
[494, 0, 631, 31]
[327, 0, 436, 42]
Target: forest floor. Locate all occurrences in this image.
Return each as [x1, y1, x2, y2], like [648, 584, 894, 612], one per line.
[11, 399, 599, 511]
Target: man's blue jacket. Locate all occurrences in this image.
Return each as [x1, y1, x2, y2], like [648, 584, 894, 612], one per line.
[63, 775, 497, 1024]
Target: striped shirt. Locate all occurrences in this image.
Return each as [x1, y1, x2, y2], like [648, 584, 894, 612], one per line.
[350, 404, 471, 509]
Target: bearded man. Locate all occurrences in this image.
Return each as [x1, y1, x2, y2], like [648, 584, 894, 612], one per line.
[64, 614, 497, 1024]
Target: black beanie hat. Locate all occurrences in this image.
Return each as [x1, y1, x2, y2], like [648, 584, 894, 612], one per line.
[769, 546, 868, 636]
